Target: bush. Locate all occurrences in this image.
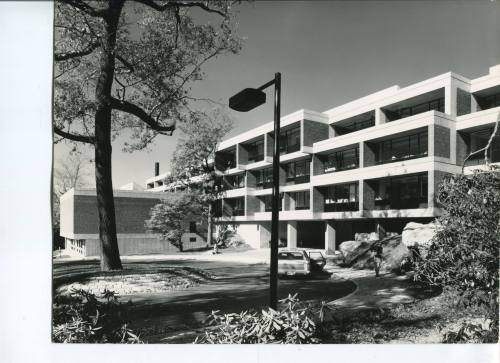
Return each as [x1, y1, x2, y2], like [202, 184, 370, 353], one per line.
[195, 295, 334, 344]
[414, 169, 500, 341]
[53, 289, 143, 343]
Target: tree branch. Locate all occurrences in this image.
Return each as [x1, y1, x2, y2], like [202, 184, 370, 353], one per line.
[110, 98, 175, 133]
[54, 126, 95, 144]
[134, 0, 228, 17]
[54, 41, 99, 61]
[59, 0, 108, 18]
[116, 54, 135, 73]
[462, 116, 500, 173]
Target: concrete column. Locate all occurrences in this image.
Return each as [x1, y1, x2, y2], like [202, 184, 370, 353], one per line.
[359, 141, 365, 168]
[428, 125, 435, 157]
[287, 221, 298, 249]
[259, 222, 272, 248]
[358, 180, 364, 212]
[445, 84, 457, 116]
[329, 124, 337, 138]
[237, 144, 248, 166]
[324, 221, 336, 253]
[375, 108, 386, 125]
[428, 169, 435, 208]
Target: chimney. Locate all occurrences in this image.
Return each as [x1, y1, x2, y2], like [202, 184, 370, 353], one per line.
[154, 162, 159, 176]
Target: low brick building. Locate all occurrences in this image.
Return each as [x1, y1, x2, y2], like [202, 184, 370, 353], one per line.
[60, 189, 208, 257]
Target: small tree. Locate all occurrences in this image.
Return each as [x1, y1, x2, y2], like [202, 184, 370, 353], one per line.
[169, 109, 233, 246]
[53, 152, 93, 249]
[414, 168, 500, 341]
[145, 191, 203, 252]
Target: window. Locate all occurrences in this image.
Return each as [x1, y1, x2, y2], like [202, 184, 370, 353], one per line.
[466, 127, 500, 165]
[264, 194, 283, 211]
[376, 131, 427, 164]
[279, 126, 301, 154]
[374, 174, 428, 210]
[247, 139, 264, 162]
[292, 191, 310, 210]
[285, 158, 311, 183]
[189, 237, 197, 242]
[256, 168, 273, 189]
[476, 92, 500, 110]
[334, 116, 375, 136]
[189, 222, 197, 233]
[324, 147, 359, 173]
[324, 183, 359, 212]
[224, 174, 245, 189]
[233, 198, 245, 216]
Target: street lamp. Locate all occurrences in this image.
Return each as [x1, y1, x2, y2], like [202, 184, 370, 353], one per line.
[229, 72, 281, 309]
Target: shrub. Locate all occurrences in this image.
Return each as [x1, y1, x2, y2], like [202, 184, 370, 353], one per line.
[195, 295, 334, 344]
[414, 169, 500, 341]
[53, 289, 143, 343]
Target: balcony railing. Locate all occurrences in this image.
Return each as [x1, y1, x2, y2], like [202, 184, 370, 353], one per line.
[324, 162, 358, 173]
[286, 174, 310, 184]
[375, 150, 427, 165]
[279, 143, 300, 155]
[374, 197, 427, 210]
[248, 153, 264, 163]
[324, 201, 359, 212]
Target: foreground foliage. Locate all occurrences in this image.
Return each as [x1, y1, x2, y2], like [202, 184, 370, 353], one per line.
[53, 289, 142, 343]
[414, 169, 500, 342]
[195, 295, 334, 344]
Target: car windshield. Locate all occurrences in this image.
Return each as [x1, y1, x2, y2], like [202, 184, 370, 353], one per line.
[278, 252, 304, 260]
[308, 252, 324, 259]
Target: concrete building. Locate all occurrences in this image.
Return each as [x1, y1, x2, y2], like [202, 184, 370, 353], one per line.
[59, 64, 500, 257]
[212, 65, 500, 252]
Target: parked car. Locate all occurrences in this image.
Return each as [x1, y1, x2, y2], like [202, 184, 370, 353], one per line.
[278, 250, 311, 277]
[307, 251, 326, 271]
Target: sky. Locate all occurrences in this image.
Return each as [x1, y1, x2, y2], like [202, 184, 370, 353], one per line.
[54, 0, 500, 188]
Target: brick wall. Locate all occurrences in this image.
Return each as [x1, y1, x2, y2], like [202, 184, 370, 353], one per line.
[303, 120, 329, 146]
[363, 181, 375, 210]
[312, 187, 324, 212]
[74, 195, 162, 234]
[363, 142, 376, 167]
[456, 131, 470, 166]
[312, 154, 324, 176]
[434, 125, 451, 159]
[457, 88, 472, 116]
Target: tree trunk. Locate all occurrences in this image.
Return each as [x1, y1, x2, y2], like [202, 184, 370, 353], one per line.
[207, 203, 213, 246]
[94, 0, 125, 271]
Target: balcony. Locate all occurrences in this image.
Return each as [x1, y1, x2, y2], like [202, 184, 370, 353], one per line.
[332, 110, 375, 136]
[322, 182, 359, 212]
[462, 127, 500, 166]
[222, 174, 245, 190]
[368, 173, 428, 210]
[382, 88, 445, 122]
[368, 130, 428, 166]
[324, 201, 359, 212]
[323, 146, 359, 173]
[284, 158, 311, 185]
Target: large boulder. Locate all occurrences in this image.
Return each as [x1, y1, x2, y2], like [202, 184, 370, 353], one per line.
[402, 221, 438, 258]
[351, 235, 410, 272]
[339, 240, 376, 265]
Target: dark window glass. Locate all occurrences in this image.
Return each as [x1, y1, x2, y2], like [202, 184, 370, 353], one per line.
[387, 97, 444, 121]
[293, 191, 310, 210]
[189, 222, 197, 233]
[466, 127, 500, 165]
[375, 131, 427, 164]
[256, 168, 273, 189]
[247, 139, 265, 162]
[374, 173, 428, 210]
[279, 126, 301, 154]
[324, 182, 359, 212]
[334, 116, 375, 136]
[324, 147, 359, 173]
[264, 193, 283, 211]
[285, 158, 310, 183]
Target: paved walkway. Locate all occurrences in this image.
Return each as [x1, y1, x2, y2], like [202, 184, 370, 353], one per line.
[326, 265, 437, 311]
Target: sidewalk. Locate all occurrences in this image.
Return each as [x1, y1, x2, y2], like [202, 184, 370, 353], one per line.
[326, 265, 432, 311]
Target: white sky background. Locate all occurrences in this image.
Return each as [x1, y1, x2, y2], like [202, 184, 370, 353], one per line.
[0, 1, 499, 362]
[53, 0, 500, 189]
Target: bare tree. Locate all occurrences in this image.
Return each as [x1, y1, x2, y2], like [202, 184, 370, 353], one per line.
[461, 115, 500, 173]
[53, 0, 242, 270]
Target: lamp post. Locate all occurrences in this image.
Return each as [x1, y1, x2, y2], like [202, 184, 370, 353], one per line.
[229, 72, 281, 309]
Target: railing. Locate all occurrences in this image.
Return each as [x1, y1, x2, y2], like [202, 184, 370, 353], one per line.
[279, 143, 300, 155]
[286, 174, 310, 184]
[324, 201, 359, 212]
[374, 197, 427, 210]
[323, 162, 358, 174]
[375, 151, 427, 165]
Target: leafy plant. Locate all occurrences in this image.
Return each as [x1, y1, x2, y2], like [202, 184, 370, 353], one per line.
[195, 294, 335, 344]
[53, 289, 142, 343]
[414, 168, 500, 342]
